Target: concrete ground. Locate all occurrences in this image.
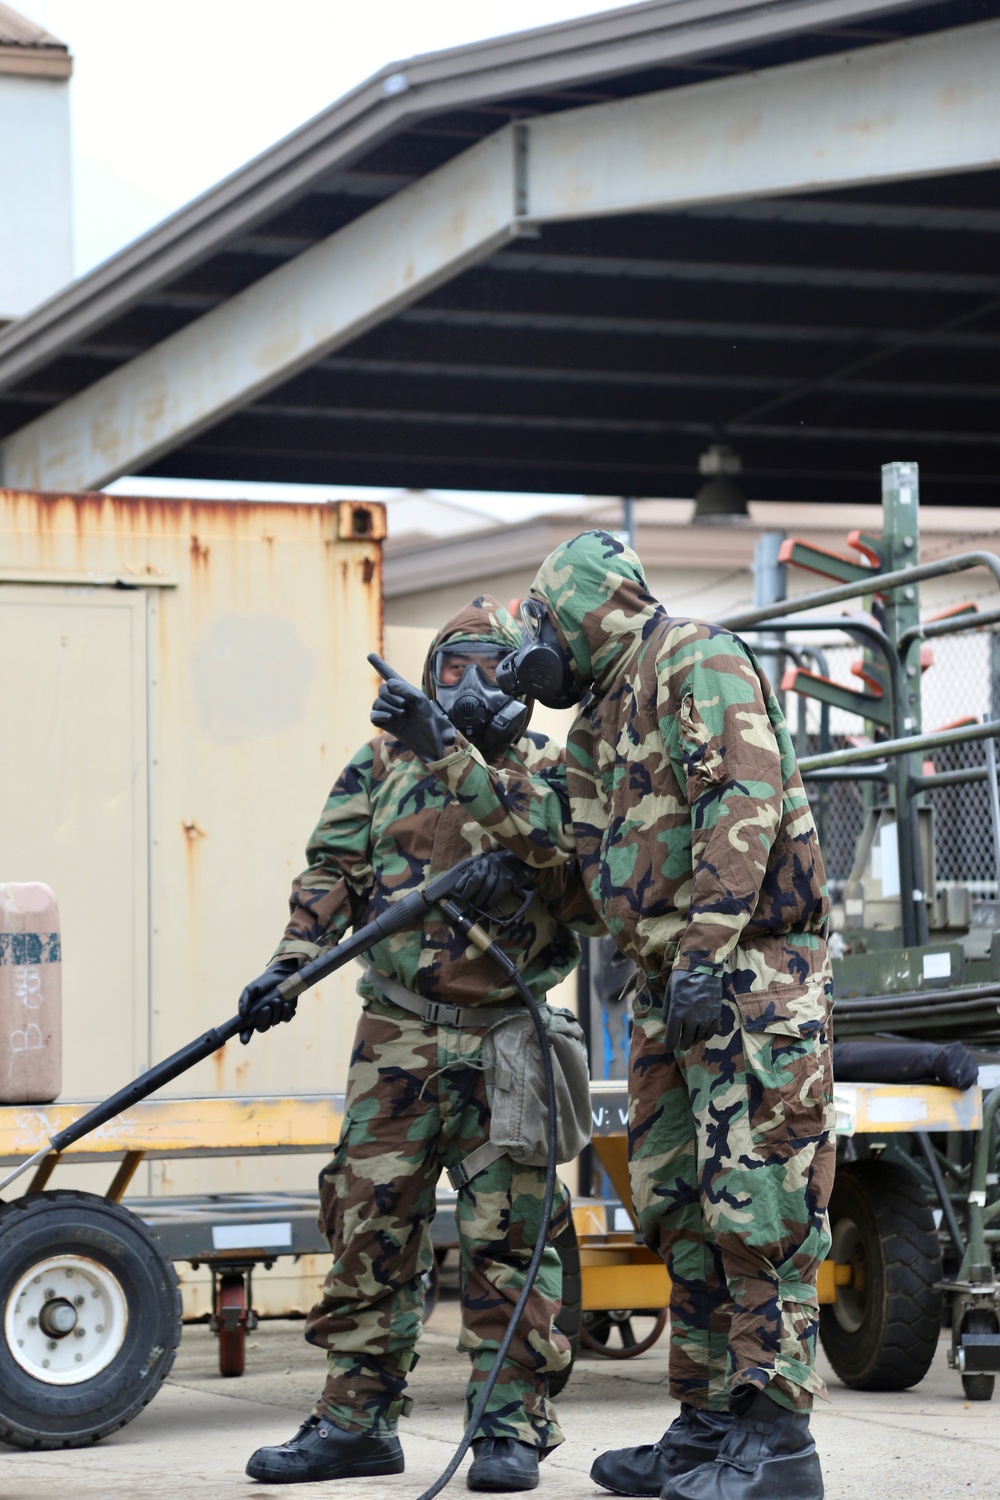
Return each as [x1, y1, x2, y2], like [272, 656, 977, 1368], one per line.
[1, 1282, 998, 1500]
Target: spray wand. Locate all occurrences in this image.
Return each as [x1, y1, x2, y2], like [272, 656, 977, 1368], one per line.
[0, 853, 520, 1196]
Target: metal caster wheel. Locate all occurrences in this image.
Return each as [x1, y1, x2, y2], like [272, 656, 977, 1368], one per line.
[215, 1273, 248, 1378]
[959, 1310, 998, 1402]
[580, 1306, 668, 1358]
[0, 1189, 181, 1448]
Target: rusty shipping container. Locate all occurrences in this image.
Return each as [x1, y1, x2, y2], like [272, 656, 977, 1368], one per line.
[0, 488, 385, 1212]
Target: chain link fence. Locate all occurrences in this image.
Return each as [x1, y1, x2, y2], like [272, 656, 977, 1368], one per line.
[779, 629, 1000, 899]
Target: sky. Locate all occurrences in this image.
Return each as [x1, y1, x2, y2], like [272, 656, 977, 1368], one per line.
[29, 0, 636, 275]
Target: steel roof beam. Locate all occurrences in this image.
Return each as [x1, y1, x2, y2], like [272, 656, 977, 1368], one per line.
[0, 130, 519, 491]
[490, 250, 1000, 297]
[688, 194, 1000, 234]
[520, 17, 1000, 224]
[399, 306, 1000, 351]
[202, 402, 1000, 451]
[3, 16, 999, 490]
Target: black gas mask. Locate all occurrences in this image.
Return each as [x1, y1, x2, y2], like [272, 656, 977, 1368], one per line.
[495, 599, 585, 710]
[431, 640, 530, 755]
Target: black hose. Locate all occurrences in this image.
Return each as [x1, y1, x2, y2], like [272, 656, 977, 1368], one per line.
[414, 903, 559, 1500]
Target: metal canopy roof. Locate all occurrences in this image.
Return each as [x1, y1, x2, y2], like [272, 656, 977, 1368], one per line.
[2, 0, 999, 505]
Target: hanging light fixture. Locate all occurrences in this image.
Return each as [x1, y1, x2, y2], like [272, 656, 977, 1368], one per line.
[693, 444, 748, 521]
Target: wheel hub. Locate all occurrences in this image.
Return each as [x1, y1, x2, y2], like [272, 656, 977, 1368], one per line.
[38, 1297, 77, 1338]
[4, 1254, 129, 1385]
[830, 1216, 868, 1335]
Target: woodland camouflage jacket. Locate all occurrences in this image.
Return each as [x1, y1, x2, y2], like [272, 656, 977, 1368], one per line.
[272, 596, 596, 1007]
[429, 534, 831, 1012]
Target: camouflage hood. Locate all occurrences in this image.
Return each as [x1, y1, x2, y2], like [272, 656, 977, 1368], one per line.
[529, 530, 665, 693]
[421, 593, 526, 695]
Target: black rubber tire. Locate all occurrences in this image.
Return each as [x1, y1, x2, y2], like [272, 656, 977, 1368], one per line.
[960, 1310, 997, 1402]
[0, 1190, 182, 1449]
[549, 1216, 581, 1397]
[819, 1159, 942, 1392]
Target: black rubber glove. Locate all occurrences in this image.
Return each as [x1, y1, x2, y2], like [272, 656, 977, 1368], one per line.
[450, 850, 529, 915]
[369, 653, 456, 763]
[663, 970, 724, 1052]
[238, 958, 300, 1045]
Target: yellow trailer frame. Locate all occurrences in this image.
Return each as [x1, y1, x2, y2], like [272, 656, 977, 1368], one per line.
[0, 1094, 346, 1201]
[0, 1078, 984, 1351]
[579, 1079, 983, 1318]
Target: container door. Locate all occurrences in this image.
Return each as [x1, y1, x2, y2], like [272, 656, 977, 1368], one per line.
[0, 586, 150, 1099]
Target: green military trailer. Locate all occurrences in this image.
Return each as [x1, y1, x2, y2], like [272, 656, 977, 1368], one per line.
[722, 464, 1000, 1400]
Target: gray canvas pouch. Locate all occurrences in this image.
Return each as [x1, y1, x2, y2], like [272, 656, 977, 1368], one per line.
[448, 1005, 592, 1188]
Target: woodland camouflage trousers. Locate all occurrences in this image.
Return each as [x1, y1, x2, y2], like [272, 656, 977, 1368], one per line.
[628, 979, 835, 1414]
[304, 997, 571, 1449]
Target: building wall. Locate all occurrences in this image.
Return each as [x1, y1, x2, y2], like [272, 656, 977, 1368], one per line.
[0, 69, 73, 320]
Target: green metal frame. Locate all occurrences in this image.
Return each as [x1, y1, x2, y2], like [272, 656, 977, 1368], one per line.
[725, 465, 1000, 1389]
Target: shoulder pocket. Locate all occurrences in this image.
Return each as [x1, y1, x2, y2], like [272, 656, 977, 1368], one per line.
[679, 692, 726, 787]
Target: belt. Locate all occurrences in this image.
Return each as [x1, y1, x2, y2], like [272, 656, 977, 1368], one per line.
[363, 966, 524, 1029]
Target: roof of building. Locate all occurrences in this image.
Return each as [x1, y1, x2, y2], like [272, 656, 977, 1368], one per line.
[0, 0, 997, 502]
[0, 2, 71, 75]
[383, 498, 1000, 597]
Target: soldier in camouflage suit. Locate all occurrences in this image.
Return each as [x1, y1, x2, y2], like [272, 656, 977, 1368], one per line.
[242, 596, 594, 1492]
[376, 533, 834, 1500]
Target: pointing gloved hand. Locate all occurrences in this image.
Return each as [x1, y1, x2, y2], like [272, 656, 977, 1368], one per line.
[238, 958, 301, 1045]
[663, 970, 724, 1051]
[369, 653, 456, 763]
[451, 850, 529, 916]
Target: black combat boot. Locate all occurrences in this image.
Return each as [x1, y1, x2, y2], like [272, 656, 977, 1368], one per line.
[467, 1437, 540, 1492]
[661, 1386, 823, 1500]
[591, 1406, 734, 1496]
[245, 1414, 404, 1484]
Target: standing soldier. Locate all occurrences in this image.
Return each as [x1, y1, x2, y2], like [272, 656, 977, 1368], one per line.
[374, 532, 834, 1500]
[243, 597, 593, 1492]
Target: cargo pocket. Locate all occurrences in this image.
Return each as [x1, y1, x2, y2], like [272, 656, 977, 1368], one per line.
[735, 986, 832, 1152]
[317, 1127, 353, 1243]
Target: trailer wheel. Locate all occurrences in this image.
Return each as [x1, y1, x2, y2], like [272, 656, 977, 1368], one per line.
[550, 1218, 581, 1397]
[819, 1160, 942, 1391]
[960, 1310, 998, 1402]
[0, 1190, 181, 1449]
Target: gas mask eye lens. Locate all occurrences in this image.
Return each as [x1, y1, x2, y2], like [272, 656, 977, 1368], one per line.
[432, 644, 506, 688]
[518, 599, 546, 640]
